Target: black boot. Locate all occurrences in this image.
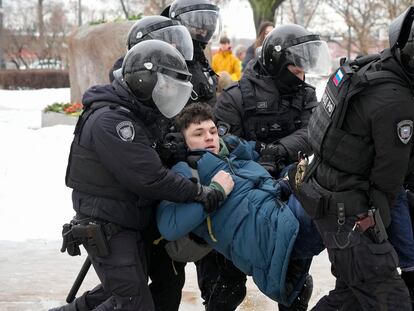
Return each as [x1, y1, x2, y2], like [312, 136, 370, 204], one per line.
[48, 300, 77, 311]
[279, 274, 313, 311]
[402, 270, 414, 309]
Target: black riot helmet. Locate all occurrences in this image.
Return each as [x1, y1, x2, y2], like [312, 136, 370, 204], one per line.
[115, 40, 193, 118]
[389, 6, 414, 75]
[166, 0, 220, 44]
[126, 16, 194, 61]
[261, 24, 331, 77]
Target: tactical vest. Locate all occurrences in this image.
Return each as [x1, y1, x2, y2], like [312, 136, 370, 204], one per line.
[308, 54, 406, 176]
[65, 102, 144, 202]
[239, 78, 305, 143]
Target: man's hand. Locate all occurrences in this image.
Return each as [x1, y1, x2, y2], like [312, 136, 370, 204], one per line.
[211, 170, 234, 196]
[194, 170, 234, 214]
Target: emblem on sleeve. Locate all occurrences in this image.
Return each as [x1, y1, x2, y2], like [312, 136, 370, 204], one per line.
[397, 120, 413, 144]
[116, 121, 135, 142]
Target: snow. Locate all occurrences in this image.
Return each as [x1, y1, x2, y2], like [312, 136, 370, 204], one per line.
[0, 88, 74, 241]
[0, 87, 334, 310]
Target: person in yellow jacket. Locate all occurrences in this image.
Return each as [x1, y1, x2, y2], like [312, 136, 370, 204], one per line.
[212, 36, 242, 81]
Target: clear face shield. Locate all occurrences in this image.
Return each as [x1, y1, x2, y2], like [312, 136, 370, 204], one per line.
[284, 40, 331, 76]
[152, 72, 193, 118]
[149, 25, 194, 61]
[176, 9, 221, 44]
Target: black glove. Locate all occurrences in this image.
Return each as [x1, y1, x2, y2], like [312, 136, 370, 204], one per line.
[278, 178, 292, 201]
[158, 133, 188, 166]
[258, 143, 287, 177]
[194, 184, 225, 214]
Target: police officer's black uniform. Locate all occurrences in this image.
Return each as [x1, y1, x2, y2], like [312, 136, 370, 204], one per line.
[212, 24, 331, 311]
[107, 15, 198, 311]
[50, 40, 225, 311]
[186, 40, 217, 106]
[294, 7, 414, 310]
[108, 10, 219, 309]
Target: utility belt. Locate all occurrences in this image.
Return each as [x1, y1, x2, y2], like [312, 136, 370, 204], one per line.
[290, 171, 369, 220]
[289, 160, 388, 245]
[60, 217, 122, 257]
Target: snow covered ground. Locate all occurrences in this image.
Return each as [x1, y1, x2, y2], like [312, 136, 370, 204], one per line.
[0, 88, 333, 310]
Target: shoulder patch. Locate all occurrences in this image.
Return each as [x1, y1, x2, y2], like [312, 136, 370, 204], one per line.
[397, 120, 413, 144]
[116, 121, 135, 142]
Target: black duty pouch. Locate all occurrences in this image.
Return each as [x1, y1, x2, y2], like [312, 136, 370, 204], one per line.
[61, 223, 82, 256]
[61, 221, 110, 257]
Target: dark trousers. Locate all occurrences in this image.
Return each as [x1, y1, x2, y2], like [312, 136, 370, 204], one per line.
[147, 241, 186, 311]
[196, 250, 247, 311]
[312, 215, 412, 311]
[77, 230, 154, 311]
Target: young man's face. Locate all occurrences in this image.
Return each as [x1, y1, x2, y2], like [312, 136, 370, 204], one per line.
[183, 119, 220, 154]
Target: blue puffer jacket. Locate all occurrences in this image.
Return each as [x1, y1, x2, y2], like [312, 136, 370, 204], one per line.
[157, 136, 303, 305]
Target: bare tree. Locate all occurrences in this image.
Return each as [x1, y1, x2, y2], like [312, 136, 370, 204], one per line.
[247, 0, 285, 33]
[327, 0, 385, 55]
[287, 0, 321, 28]
[380, 0, 412, 20]
[0, 0, 4, 69]
[119, 0, 129, 19]
[37, 0, 45, 52]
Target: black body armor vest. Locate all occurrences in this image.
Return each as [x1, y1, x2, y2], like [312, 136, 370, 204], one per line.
[239, 78, 304, 143]
[65, 102, 141, 201]
[307, 54, 406, 177]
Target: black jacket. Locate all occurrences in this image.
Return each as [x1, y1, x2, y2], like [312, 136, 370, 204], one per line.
[67, 81, 198, 229]
[186, 40, 217, 106]
[214, 59, 318, 163]
[314, 49, 414, 209]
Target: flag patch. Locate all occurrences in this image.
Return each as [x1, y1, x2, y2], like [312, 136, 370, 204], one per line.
[332, 69, 344, 86]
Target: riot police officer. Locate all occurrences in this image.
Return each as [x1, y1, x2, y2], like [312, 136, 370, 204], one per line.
[106, 16, 197, 311]
[213, 24, 331, 311]
[49, 40, 233, 311]
[162, 0, 219, 106]
[293, 6, 414, 310]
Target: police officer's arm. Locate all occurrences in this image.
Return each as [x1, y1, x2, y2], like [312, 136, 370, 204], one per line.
[277, 88, 317, 162]
[91, 112, 198, 203]
[369, 98, 413, 205]
[214, 87, 244, 137]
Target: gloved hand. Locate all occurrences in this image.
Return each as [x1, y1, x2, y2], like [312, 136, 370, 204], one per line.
[278, 177, 292, 201]
[158, 132, 188, 166]
[258, 143, 287, 177]
[195, 184, 225, 214]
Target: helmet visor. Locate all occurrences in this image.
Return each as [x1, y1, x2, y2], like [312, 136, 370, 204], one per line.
[149, 25, 194, 61]
[152, 72, 193, 118]
[284, 40, 331, 75]
[177, 10, 219, 43]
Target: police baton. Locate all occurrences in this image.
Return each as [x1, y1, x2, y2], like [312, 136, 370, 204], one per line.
[66, 256, 91, 303]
